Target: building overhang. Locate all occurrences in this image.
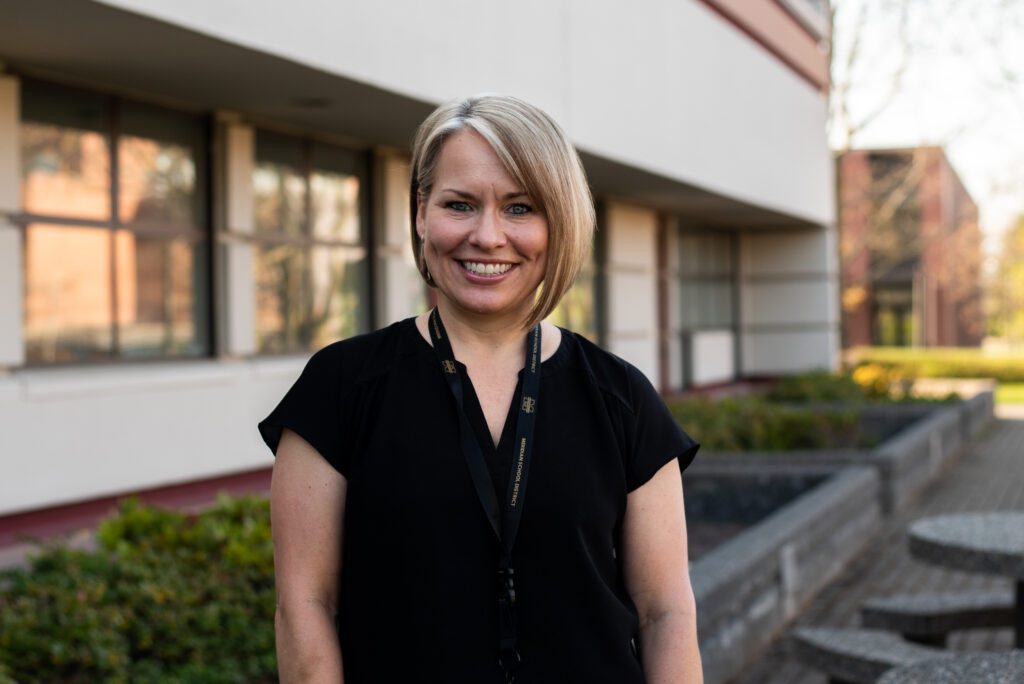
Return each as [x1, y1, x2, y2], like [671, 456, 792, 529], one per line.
[3, 0, 821, 231]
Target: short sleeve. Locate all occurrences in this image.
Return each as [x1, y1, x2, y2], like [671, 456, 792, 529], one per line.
[257, 345, 350, 477]
[623, 364, 700, 492]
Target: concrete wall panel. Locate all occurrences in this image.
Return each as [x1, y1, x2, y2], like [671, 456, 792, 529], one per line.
[692, 329, 735, 386]
[604, 202, 659, 385]
[743, 280, 837, 326]
[742, 329, 835, 373]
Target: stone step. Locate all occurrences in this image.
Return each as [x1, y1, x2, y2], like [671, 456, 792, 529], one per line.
[792, 627, 945, 684]
[861, 590, 1015, 646]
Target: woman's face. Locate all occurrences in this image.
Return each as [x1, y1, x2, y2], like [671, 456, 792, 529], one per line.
[417, 128, 548, 324]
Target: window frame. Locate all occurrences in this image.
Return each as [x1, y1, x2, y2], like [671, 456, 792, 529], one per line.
[13, 77, 215, 369]
[250, 128, 374, 356]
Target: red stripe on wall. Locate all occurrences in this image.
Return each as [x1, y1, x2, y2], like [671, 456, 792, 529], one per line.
[695, 0, 828, 92]
[0, 467, 273, 548]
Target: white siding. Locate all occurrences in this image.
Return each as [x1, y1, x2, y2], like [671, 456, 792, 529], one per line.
[605, 203, 659, 384]
[739, 228, 840, 374]
[692, 330, 735, 386]
[96, 0, 834, 226]
[0, 359, 293, 516]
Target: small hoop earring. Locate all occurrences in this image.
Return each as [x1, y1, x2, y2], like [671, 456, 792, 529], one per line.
[420, 241, 435, 286]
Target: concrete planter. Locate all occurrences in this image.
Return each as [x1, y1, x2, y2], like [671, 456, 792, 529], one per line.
[691, 465, 882, 684]
[697, 389, 994, 515]
[686, 384, 995, 683]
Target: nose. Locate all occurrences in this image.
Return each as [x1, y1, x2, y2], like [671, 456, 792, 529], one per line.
[468, 206, 508, 250]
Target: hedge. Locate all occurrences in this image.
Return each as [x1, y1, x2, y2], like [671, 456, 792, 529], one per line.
[668, 396, 868, 451]
[847, 346, 1024, 383]
[0, 495, 276, 683]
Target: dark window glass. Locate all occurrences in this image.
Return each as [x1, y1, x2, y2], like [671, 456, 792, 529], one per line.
[18, 79, 210, 365]
[20, 84, 110, 220]
[119, 101, 206, 229]
[678, 232, 735, 329]
[115, 232, 209, 358]
[254, 133, 305, 237]
[253, 131, 369, 354]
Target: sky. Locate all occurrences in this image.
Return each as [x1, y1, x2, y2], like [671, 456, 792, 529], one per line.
[830, 0, 1024, 263]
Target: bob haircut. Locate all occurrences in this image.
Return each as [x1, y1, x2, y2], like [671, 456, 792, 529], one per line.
[409, 94, 595, 329]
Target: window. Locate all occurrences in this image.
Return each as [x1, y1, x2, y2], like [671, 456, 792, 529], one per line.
[678, 231, 736, 330]
[548, 252, 598, 340]
[252, 131, 369, 353]
[19, 80, 210, 364]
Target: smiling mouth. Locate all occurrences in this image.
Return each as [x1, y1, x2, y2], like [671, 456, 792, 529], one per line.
[459, 261, 515, 277]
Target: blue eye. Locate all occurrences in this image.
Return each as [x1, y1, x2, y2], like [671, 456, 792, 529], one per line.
[508, 203, 533, 216]
[445, 200, 472, 212]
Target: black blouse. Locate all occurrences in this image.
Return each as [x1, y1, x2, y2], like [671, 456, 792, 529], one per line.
[258, 317, 699, 683]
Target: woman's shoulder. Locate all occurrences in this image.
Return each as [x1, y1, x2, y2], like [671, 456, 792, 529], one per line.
[304, 318, 412, 388]
[558, 329, 652, 413]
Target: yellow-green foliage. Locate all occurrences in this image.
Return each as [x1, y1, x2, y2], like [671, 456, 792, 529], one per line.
[849, 347, 1024, 383]
[0, 495, 276, 684]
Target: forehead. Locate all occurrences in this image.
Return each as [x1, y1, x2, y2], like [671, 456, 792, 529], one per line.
[434, 128, 521, 190]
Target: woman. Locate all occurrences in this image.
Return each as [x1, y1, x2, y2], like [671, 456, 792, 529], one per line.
[259, 94, 702, 683]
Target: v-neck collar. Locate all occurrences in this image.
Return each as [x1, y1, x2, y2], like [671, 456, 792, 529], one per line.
[459, 365, 522, 456]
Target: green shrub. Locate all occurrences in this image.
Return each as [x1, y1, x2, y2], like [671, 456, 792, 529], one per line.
[668, 396, 866, 450]
[0, 495, 277, 683]
[766, 367, 959, 404]
[765, 369, 869, 403]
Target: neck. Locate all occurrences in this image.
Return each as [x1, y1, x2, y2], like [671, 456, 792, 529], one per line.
[435, 298, 533, 363]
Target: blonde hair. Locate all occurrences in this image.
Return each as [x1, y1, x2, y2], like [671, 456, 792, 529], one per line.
[409, 94, 595, 329]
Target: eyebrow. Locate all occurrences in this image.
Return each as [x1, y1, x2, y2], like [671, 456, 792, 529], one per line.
[439, 188, 529, 201]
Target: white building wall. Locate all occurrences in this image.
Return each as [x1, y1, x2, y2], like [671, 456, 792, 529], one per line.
[217, 121, 257, 357]
[0, 359, 291, 516]
[691, 330, 735, 386]
[96, 0, 834, 226]
[739, 228, 840, 373]
[374, 153, 425, 326]
[605, 202, 659, 384]
[0, 2, 839, 517]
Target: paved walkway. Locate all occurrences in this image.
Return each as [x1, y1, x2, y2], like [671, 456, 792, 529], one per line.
[735, 404, 1024, 684]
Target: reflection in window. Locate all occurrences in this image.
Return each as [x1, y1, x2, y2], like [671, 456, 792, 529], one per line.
[20, 84, 110, 220]
[549, 257, 597, 340]
[18, 79, 209, 365]
[24, 224, 114, 362]
[119, 101, 205, 228]
[115, 232, 209, 358]
[253, 131, 369, 353]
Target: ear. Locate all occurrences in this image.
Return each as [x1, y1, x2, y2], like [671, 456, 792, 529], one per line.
[415, 195, 427, 240]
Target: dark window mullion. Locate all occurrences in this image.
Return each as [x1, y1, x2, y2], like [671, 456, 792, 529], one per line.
[9, 214, 115, 230]
[109, 94, 121, 357]
[302, 140, 314, 350]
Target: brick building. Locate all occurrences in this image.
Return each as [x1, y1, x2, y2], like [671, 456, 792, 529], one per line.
[838, 146, 983, 348]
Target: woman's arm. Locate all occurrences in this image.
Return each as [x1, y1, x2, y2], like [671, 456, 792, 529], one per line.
[621, 459, 703, 683]
[271, 428, 347, 683]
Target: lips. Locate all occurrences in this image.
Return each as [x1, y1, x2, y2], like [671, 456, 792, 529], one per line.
[460, 260, 515, 276]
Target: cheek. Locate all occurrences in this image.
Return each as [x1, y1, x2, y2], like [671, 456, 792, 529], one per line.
[423, 217, 463, 254]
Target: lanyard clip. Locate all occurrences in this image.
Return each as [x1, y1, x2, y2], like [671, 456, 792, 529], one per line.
[498, 566, 516, 606]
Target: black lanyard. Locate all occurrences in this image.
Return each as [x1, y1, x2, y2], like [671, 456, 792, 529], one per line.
[428, 308, 541, 683]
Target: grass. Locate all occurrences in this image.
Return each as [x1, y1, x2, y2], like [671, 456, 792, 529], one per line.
[996, 382, 1024, 405]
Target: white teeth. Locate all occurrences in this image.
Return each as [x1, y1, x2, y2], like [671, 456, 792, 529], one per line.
[462, 261, 513, 276]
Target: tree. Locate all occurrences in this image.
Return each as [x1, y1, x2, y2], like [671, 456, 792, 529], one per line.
[987, 214, 1024, 342]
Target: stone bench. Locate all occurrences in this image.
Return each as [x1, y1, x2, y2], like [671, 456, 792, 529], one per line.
[792, 627, 945, 684]
[861, 590, 1015, 647]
